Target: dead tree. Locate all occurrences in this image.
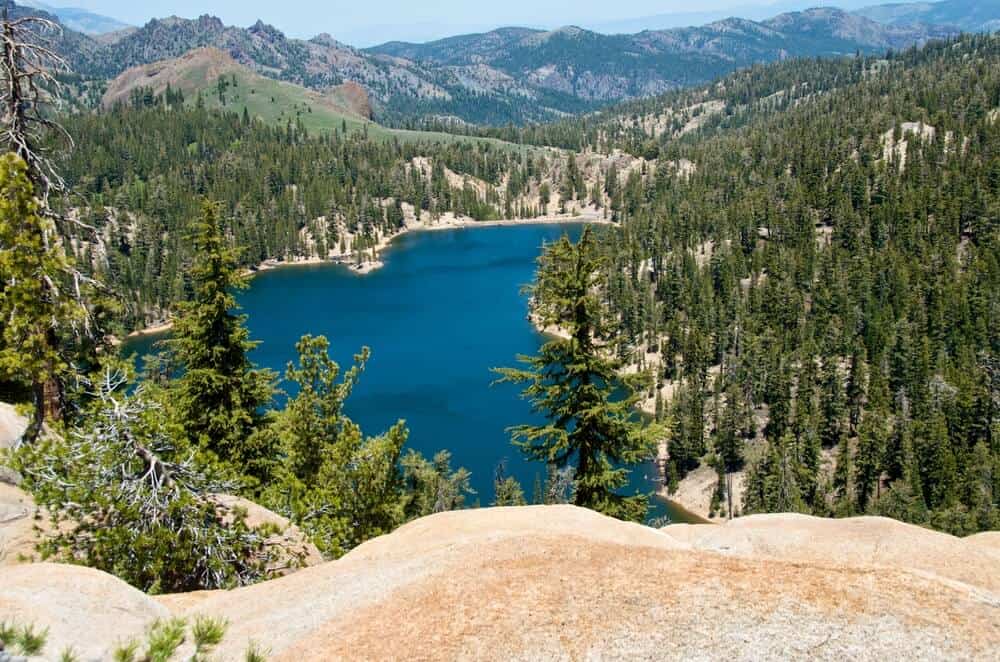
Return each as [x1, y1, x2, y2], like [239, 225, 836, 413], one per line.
[0, 7, 72, 200]
[0, 8, 89, 439]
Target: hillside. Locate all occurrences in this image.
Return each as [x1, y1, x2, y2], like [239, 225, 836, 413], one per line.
[857, 0, 1000, 33]
[371, 8, 953, 103]
[506, 33, 1000, 531]
[2, 506, 997, 660]
[102, 48, 375, 134]
[5, 1, 965, 126]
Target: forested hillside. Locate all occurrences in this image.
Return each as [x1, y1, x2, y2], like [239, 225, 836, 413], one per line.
[52, 100, 578, 331]
[522, 34, 999, 533]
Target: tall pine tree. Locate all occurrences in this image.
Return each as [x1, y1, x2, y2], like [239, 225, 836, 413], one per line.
[166, 201, 274, 478]
[495, 227, 664, 521]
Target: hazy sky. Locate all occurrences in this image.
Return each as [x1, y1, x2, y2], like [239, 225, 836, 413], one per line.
[60, 0, 877, 45]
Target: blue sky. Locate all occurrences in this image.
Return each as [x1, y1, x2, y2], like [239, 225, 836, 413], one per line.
[59, 0, 877, 45]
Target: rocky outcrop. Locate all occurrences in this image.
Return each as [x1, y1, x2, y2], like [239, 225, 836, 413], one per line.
[0, 483, 38, 566]
[1, 506, 997, 660]
[210, 494, 324, 574]
[0, 403, 27, 451]
[662, 513, 1000, 593]
[0, 563, 169, 660]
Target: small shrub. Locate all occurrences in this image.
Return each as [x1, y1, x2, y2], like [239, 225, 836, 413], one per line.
[145, 618, 187, 662]
[16, 622, 49, 655]
[244, 640, 269, 662]
[191, 616, 228, 658]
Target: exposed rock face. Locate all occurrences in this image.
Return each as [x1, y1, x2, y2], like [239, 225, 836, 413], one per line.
[662, 513, 1000, 593]
[0, 563, 169, 660]
[210, 493, 324, 573]
[0, 403, 27, 450]
[1, 506, 997, 660]
[0, 483, 38, 566]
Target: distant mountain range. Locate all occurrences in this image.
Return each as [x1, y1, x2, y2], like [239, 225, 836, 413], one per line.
[855, 0, 1000, 33]
[5, 0, 998, 126]
[16, 0, 130, 35]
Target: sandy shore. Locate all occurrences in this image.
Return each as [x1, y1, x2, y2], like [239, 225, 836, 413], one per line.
[124, 320, 174, 339]
[260, 211, 611, 279]
[123, 213, 610, 337]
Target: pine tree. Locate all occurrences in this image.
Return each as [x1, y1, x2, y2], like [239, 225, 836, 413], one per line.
[855, 408, 888, 511]
[492, 462, 527, 506]
[260, 335, 408, 557]
[0, 155, 81, 442]
[744, 432, 806, 514]
[495, 227, 664, 521]
[165, 201, 275, 477]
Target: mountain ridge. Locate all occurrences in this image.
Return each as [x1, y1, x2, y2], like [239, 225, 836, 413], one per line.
[6, 1, 989, 125]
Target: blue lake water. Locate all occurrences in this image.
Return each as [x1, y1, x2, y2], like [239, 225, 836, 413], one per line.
[126, 223, 685, 521]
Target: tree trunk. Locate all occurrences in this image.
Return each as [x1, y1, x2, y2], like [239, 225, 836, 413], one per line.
[43, 374, 61, 421]
[726, 471, 734, 520]
[21, 379, 46, 444]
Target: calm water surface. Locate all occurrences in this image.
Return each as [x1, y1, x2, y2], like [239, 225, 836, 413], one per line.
[127, 223, 686, 520]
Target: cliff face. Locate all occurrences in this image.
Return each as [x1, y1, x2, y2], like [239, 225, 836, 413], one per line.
[1, 505, 997, 660]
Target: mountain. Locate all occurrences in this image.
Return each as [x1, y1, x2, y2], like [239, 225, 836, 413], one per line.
[16, 0, 130, 34]
[368, 8, 954, 107]
[587, 0, 878, 33]
[102, 47, 375, 132]
[856, 0, 1000, 33]
[4, 1, 960, 126]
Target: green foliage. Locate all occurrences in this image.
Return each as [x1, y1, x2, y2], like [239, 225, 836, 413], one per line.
[743, 432, 809, 515]
[111, 617, 231, 662]
[12, 369, 274, 593]
[495, 227, 665, 522]
[16, 622, 48, 655]
[191, 616, 228, 659]
[165, 201, 276, 480]
[244, 641, 270, 662]
[0, 154, 83, 437]
[401, 449, 475, 518]
[258, 335, 408, 557]
[492, 463, 527, 506]
[0, 620, 16, 646]
[145, 619, 186, 662]
[0, 621, 48, 657]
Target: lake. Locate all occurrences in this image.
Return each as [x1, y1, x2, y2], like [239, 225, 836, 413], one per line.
[126, 223, 688, 521]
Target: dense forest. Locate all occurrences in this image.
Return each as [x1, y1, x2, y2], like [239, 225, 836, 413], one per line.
[2, 17, 999, 605]
[52, 98, 566, 330]
[519, 34, 999, 534]
[37, 34, 1000, 537]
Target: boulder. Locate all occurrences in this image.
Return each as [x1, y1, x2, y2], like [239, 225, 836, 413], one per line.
[0, 484, 39, 566]
[0, 403, 27, 450]
[210, 494, 324, 574]
[0, 563, 167, 660]
[2, 506, 998, 661]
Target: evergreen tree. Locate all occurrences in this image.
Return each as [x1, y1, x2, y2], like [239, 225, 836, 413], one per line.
[401, 450, 475, 518]
[165, 201, 275, 477]
[0, 155, 81, 441]
[259, 335, 408, 557]
[495, 227, 664, 521]
[492, 462, 527, 506]
[744, 431, 807, 514]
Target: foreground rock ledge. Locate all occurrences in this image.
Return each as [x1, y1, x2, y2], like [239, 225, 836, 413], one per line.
[1, 505, 998, 661]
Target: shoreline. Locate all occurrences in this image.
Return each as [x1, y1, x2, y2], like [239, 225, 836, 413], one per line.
[529, 307, 717, 525]
[123, 213, 612, 339]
